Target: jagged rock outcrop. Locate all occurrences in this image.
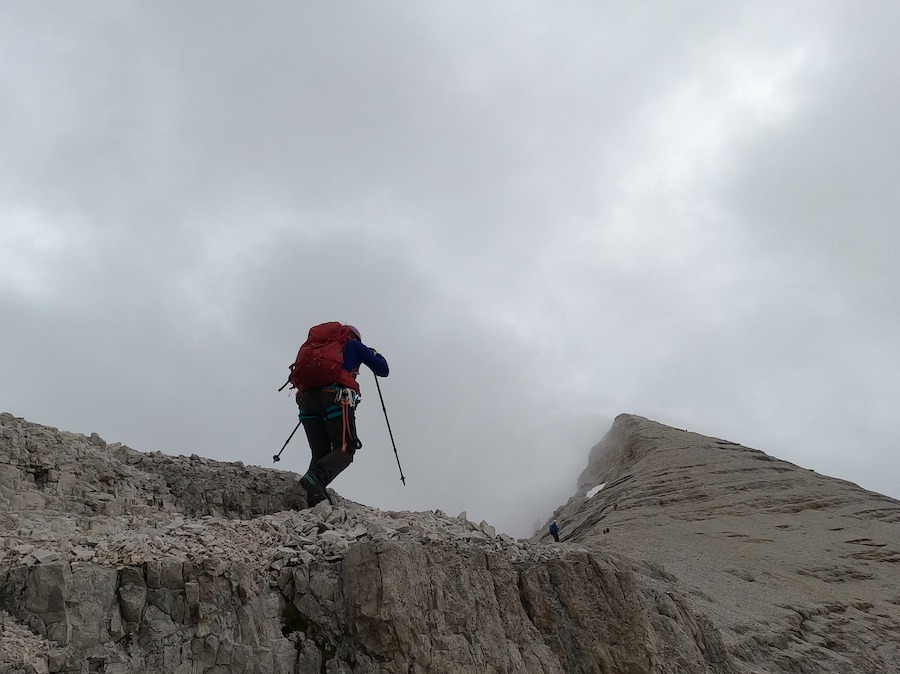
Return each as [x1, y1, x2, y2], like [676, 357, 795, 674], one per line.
[3, 410, 897, 674]
[0, 415, 304, 521]
[552, 413, 900, 673]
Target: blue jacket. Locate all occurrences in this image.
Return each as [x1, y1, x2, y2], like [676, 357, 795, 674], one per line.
[343, 339, 389, 378]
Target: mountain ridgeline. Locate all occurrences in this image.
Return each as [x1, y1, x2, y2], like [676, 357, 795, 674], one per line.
[1, 411, 898, 673]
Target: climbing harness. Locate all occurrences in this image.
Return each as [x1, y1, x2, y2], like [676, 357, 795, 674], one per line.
[295, 386, 361, 452]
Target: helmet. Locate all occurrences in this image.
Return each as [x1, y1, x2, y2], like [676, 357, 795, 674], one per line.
[345, 324, 361, 341]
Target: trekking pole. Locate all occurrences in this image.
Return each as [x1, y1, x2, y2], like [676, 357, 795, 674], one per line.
[273, 420, 301, 463]
[374, 375, 406, 485]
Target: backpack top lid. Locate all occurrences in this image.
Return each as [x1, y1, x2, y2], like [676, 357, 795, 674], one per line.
[305, 321, 348, 343]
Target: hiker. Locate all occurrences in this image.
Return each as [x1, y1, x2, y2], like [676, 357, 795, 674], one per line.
[549, 520, 560, 542]
[292, 323, 389, 506]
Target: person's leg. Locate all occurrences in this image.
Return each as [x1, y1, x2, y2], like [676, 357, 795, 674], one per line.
[299, 390, 332, 470]
[302, 419, 331, 473]
[311, 399, 363, 486]
[298, 390, 339, 504]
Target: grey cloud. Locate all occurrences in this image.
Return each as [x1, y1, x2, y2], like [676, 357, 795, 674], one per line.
[2, 1, 899, 538]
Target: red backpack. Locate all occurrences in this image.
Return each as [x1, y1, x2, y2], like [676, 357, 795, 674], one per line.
[287, 322, 359, 392]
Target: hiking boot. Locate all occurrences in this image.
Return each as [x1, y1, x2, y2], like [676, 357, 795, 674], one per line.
[300, 473, 333, 507]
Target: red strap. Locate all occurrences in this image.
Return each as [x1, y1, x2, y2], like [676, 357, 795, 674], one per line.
[340, 398, 352, 452]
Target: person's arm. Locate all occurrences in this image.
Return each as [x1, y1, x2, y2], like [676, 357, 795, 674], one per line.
[345, 339, 389, 377]
[360, 343, 389, 377]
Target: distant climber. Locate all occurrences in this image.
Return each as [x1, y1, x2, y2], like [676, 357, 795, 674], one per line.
[549, 520, 560, 542]
[287, 323, 389, 506]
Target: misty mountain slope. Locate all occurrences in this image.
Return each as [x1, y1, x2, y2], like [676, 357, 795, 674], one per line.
[548, 414, 900, 674]
[0, 412, 736, 674]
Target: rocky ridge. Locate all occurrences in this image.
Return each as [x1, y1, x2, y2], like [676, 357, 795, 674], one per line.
[552, 413, 900, 673]
[1, 412, 735, 674]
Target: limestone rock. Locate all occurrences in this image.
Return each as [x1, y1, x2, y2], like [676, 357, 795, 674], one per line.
[2, 411, 897, 673]
[557, 413, 900, 673]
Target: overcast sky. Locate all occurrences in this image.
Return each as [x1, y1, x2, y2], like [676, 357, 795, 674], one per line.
[2, 2, 898, 538]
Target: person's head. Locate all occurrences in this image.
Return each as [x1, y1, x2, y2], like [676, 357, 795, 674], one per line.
[345, 324, 361, 341]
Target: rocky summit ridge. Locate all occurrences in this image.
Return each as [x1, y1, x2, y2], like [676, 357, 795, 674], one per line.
[560, 414, 900, 673]
[1, 411, 898, 674]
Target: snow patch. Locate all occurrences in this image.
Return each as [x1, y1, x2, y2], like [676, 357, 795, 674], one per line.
[586, 484, 606, 498]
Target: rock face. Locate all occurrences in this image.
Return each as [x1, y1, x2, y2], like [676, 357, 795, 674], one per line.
[557, 413, 900, 674]
[0, 411, 896, 674]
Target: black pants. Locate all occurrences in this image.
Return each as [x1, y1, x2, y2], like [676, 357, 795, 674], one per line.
[298, 387, 361, 486]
